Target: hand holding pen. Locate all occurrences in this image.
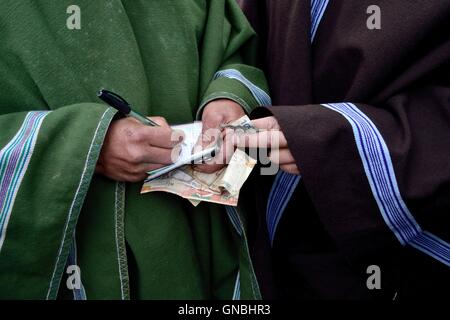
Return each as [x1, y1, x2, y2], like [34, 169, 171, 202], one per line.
[95, 89, 185, 182]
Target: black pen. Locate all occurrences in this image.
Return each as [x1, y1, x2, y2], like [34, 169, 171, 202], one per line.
[97, 89, 160, 127]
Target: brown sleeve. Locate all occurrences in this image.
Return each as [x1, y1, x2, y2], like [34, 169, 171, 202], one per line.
[253, 82, 450, 262]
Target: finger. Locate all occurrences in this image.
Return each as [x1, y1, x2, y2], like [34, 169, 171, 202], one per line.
[147, 117, 185, 149]
[268, 149, 296, 165]
[202, 113, 224, 132]
[194, 126, 221, 152]
[194, 163, 226, 174]
[136, 126, 184, 148]
[194, 132, 234, 172]
[129, 144, 182, 165]
[119, 160, 165, 176]
[102, 166, 148, 183]
[201, 99, 245, 130]
[280, 164, 300, 175]
[135, 162, 166, 173]
[233, 130, 288, 149]
[251, 116, 280, 130]
[97, 157, 159, 183]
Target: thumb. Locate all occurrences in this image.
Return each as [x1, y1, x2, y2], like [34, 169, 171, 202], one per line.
[198, 126, 221, 148]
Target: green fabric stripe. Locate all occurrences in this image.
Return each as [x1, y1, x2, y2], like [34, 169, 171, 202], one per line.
[234, 208, 262, 300]
[46, 108, 116, 299]
[115, 182, 130, 300]
[0, 112, 49, 251]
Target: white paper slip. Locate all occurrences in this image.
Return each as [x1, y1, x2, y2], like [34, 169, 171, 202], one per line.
[145, 122, 220, 182]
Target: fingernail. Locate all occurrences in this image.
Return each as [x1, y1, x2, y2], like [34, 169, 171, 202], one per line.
[173, 130, 185, 142]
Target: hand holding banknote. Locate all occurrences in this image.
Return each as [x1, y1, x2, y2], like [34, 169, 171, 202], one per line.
[232, 116, 300, 175]
[194, 99, 246, 173]
[141, 116, 258, 206]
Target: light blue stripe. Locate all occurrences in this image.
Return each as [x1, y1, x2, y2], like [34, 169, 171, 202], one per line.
[338, 104, 415, 241]
[322, 103, 414, 244]
[0, 113, 47, 228]
[415, 238, 448, 259]
[346, 104, 420, 242]
[0, 112, 49, 250]
[0, 113, 39, 190]
[423, 231, 450, 249]
[268, 176, 300, 237]
[342, 102, 417, 240]
[232, 271, 241, 300]
[266, 0, 330, 245]
[0, 113, 32, 205]
[213, 69, 271, 106]
[267, 173, 289, 226]
[268, 177, 286, 234]
[0, 125, 26, 180]
[0, 114, 35, 190]
[226, 206, 243, 236]
[410, 234, 450, 266]
[415, 233, 450, 258]
[325, 103, 421, 243]
[337, 102, 418, 241]
[0, 132, 34, 226]
[267, 174, 295, 235]
[212, 68, 271, 238]
[68, 236, 87, 300]
[269, 177, 301, 245]
[340, 103, 418, 226]
[311, 0, 329, 41]
[343, 103, 419, 232]
[322, 103, 450, 267]
[0, 113, 47, 226]
[0, 113, 46, 224]
[266, 171, 283, 211]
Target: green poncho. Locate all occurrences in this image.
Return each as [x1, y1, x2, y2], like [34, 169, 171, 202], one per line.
[0, 0, 268, 299]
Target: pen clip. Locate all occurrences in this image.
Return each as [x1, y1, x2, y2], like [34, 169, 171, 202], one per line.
[97, 89, 132, 115]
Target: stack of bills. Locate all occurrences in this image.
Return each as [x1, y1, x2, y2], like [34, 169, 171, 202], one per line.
[141, 116, 257, 206]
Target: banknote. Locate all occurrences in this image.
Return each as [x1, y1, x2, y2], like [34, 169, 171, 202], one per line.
[141, 116, 257, 206]
[141, 164, 239, 206]
[188, 199, 201, 207]
[214, 148, 256, 196]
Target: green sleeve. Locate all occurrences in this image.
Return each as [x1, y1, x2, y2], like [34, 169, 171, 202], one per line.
[0, 104, 116, 299]
[196, 0, 270, 119]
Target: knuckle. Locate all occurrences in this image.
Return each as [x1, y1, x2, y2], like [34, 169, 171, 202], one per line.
[161, 127, 174, 140]
[129, 127, 145, 142]
[123, 127, 138, 141]
[152, 116, 168, 126]
[130, 166, 143, 175]
[171, 130, 184, 143]
[128, 149, 143, 164]
[268, 117, 279, 129]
